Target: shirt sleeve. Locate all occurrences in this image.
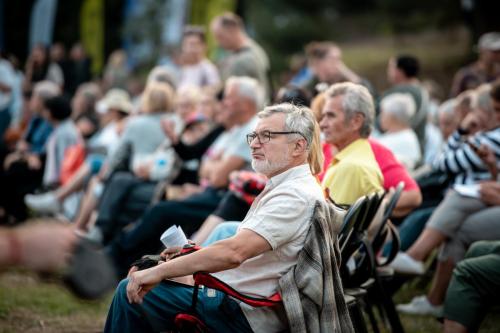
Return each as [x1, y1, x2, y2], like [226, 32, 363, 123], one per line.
[324, 162, 383, 205]
[240, 190, 310, 250]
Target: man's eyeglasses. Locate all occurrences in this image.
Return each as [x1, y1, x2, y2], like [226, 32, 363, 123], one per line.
[246, 130, 306, 145]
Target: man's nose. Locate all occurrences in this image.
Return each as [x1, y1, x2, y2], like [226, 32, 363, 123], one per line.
[249, 137, 261, 148]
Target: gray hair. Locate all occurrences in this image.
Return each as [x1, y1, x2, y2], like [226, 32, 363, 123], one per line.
[438, 99, 456, 116]
[380, 93, 416, 125]
[33, 80, 60, 101]
[226, 76, 264, 109]
[325, 82, 374, 137]
[147, 66, 178, 89]
[257, 103, 315, 149]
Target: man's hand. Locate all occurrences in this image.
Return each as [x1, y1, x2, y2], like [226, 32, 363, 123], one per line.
[133, 164, 151, 180]
[126, 266, 163, 304]
[161, 118, 179, 145]
[160, 247, 182, 261]
[471, 144, 498, 180]
[15, 222, 78, 271]
[479, 181, 500, 206]
[26, 154, 42, 170]
[460, 110, 488, 134]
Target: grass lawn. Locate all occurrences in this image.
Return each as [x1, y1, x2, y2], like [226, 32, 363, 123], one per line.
[1, 269, 500, 332]
[0, 271, 111, 333]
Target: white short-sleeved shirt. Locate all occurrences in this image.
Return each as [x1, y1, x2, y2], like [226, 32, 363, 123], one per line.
[378, 128, 422, 170]
[214, 164, 325, 332]
[203, 116, 257, 165]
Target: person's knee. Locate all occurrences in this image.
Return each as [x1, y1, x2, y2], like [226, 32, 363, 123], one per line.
[115, 278, 130, 303]
[110, 171, 135, 185]
[466, 241, 492, 259]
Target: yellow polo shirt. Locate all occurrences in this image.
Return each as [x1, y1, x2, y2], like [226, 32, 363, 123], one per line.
[322, 138, 383, 205]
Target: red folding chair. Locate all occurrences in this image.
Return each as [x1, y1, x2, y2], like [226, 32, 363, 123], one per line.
[172, 246, 282, 333]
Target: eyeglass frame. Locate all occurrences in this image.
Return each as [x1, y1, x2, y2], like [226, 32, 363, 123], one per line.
[246, 130, 306, 145]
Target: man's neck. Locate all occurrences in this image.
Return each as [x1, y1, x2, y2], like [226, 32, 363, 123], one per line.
[267, 159, 307, 179]
[336, 135, 362, 152]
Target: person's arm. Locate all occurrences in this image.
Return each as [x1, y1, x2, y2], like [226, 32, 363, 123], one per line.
[0, 223, 77, 271]
[392, 189, 422, 217]
[200, 155, 247, 188]
[173, 125, 224, 160]
[126, 229, 271, 304]
[479, 181, 500, 206]
[191, 215, 224, 245]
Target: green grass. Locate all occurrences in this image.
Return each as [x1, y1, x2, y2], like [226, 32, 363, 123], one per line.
[1, 269, 499, 332]
[0, 271, 112, 333]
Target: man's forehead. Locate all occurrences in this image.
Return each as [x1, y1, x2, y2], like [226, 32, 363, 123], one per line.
[255, 113, 285, 129]
[322, 96, 343, 113]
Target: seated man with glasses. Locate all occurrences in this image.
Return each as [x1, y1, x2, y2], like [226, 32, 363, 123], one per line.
[104, 103, 328, 333]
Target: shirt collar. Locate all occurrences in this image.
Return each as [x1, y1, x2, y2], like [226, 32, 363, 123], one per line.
[334, 138, 368, 162]
[267, 163, 311, 188]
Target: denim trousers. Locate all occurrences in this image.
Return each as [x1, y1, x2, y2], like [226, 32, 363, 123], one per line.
[104, 278, 252, 333]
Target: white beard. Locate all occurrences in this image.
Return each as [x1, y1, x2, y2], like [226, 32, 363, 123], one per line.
[251, 147, 291, 176]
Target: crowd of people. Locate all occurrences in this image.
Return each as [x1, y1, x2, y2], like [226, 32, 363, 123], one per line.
[0, 11, 499, 333]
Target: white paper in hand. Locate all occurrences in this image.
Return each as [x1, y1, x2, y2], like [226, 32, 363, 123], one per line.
[453, 184, 480, 199]
[160, 225, 188, 248]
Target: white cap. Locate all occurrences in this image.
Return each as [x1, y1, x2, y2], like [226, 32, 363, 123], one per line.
[97, 88, 133, 114]
[478, 32, 500, 51]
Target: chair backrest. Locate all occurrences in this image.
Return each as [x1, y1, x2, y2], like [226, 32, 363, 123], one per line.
[359, 191, 386, 231]
[372, 182, 404, 266]
[338, 196, 369, 252]
[339, 191, 386, 288]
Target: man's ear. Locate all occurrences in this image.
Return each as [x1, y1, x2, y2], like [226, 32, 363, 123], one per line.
[292, 138, 307, 156]
[350, 113, 364, 132]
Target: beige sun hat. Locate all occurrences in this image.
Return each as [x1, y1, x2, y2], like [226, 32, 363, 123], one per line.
[96, 88, 133, 114]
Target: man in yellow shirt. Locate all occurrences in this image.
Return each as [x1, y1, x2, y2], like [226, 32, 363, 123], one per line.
[320, 82, 383, 205]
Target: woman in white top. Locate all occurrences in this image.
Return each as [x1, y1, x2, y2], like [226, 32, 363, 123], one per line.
[377, 92, 422, 170]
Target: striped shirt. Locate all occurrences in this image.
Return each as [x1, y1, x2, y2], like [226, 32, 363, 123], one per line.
[433, 127, 500, 185]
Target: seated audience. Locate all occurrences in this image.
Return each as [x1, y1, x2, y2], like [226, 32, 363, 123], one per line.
[393, 82, 500, 317]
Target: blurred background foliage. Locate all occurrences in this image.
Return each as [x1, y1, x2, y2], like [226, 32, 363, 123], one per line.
[2, 0, 499, 92]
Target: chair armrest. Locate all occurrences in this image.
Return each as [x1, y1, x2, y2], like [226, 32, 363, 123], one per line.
[193, 272, 282, 307]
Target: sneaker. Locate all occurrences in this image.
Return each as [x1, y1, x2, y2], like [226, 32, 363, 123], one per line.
[397, 295, 443, 317]
[81, 226, 104, 245]
[388, 252, 425, 275]
[25, 192, 61, 214]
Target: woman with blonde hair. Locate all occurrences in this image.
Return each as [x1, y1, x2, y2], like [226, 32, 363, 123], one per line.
[82, 81, 183, 244]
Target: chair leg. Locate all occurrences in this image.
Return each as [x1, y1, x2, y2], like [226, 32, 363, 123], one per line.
[373, 274, 405, 333]
[363, 298, 380, 333]
[348, 298, 369, 333]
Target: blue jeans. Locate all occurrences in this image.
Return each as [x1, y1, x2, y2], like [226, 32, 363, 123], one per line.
[202, 222, 240, 246]
[104, 278, 252, 333]
[383, 207, 435, 256]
